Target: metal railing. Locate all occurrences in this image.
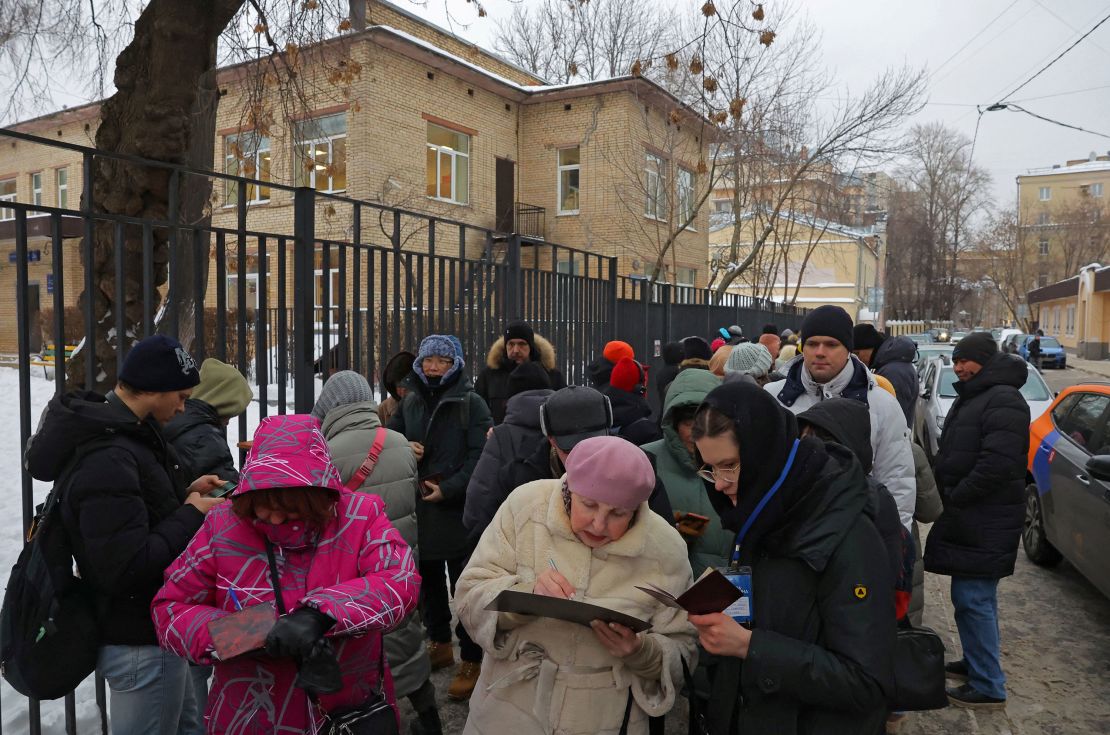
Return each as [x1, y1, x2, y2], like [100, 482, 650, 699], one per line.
[515, 202, 545, 240]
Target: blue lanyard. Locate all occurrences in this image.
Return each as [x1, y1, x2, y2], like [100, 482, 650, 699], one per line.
[729, 439, 800, 568]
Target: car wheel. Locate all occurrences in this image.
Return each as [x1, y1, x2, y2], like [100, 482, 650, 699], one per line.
[1022, 484, 1062, 566]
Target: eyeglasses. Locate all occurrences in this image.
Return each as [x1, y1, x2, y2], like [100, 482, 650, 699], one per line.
[696, 463, 741, 484]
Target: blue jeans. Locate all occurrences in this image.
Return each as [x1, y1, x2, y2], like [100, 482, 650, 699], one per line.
[950, 577, 1006, 700]
[97, 644, 201, 735]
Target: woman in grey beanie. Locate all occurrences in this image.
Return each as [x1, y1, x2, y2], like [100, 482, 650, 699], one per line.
[723, 342, 774, 385]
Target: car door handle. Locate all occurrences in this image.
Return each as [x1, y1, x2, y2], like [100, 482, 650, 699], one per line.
[1077, 474, 1091, 485]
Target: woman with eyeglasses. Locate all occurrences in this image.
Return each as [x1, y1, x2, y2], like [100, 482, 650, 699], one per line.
[686, 381, 896, 735]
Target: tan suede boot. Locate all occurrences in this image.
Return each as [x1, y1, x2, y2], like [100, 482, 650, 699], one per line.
[426, 641, 454, 671]
[447, 660, 481, 701]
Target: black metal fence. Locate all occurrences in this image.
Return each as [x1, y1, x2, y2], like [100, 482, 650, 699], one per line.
[2, 128, 804, 734]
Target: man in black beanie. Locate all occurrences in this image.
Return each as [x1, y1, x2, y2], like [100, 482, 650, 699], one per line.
[924, 333, 1029, 709]
[476, 320, 566, 424]
[23, 335, 227, 734]
[852, 323, 919, 428]
[765, 305, 916, 533]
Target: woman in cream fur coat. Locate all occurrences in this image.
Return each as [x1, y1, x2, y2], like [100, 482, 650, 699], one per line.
[456, 436, 698, 735]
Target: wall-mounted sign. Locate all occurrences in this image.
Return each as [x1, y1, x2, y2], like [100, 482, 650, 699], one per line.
[7, 250, 41, 263]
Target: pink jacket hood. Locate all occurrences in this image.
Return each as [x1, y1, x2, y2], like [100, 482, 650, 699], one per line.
[236, 414, 345, 495]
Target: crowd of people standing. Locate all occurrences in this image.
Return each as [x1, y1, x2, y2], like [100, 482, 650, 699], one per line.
[19, 305, 1032, 734]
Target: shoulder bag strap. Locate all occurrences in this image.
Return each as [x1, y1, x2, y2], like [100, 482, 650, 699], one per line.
[344, 428, 388, 491]
[617, 688, 634, 735]
[264, 539, 287, 616]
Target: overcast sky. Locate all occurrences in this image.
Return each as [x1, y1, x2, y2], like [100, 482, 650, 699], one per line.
[414, 0, 1110, 208]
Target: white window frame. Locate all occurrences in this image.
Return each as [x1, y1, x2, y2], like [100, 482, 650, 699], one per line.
[0, 179, 15, 221]
[1067, 304, 1076, 335]
[644, 153, 667, 221]
[1039, 186, 1051, 201]
[426, 122, 470, 205]
[55, 167, 68, 209]
[226, 273, 262, 310]
[30, 172, 42, 208]
[1037, 212, 1050, 226]
[557, 146, 580, 215]
[295, 114, 347, 194]
[556, 258, 581, 275]
[1039, 238, 1049, 256]
[1092, 182, 1104, 198]
[1053, 306, 1061, 333]
[677, 167, 696, 228]
[224, 132, 272, 206]
[676, 266, 697, 286]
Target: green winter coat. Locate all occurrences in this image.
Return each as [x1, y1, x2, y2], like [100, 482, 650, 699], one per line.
[388, 371, 493, 560]
[642, 369, 731, 578]
[321, 400, 430, 699]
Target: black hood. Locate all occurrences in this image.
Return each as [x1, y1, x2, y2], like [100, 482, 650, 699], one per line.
[383, 351, 416, 400]
[872, 335, 917, 369]
[25, 390, 154, 482]
[503, 389, 554, 429]
[587, 356, 616, 387]
[797, 398, 873, 473]
[601, 385, 652, 427]
[162, 398, 220, 443]
[956, 352, 1028, 399]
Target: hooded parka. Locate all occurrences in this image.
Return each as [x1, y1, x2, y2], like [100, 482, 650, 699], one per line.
[162, 398, 239, 483]
[151, 414, 420, 734]
[455, 480, 698, 735]
[697, 382, 895, 735]
[321, 400, 430, 699]
[25, 390, 204, 646]
[871, 336, 919, 428]
[463, 388, 554, 539]
[923, 353, 1030, 579]
[476, 335, 566, 424]
[388, 370, 493, 559]
[641, 369, 729, 578]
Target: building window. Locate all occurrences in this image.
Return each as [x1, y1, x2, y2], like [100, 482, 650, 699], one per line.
[1037, 212, 1050, 226]
[1038, 274, 1050, 288]
[426, 122, 470, 204]
[1039, 238, 1049, 256]
[226, 273, 262, 309]
[0, 179, 15, 221]
[677, 168, 695, 226]
[1039, 186, 1051, 201]
[557, 147, 580, 214]
[714, 199, 733, 214]
[1067, 304, 1076, 335]
[294, 113, 347, 193]
[556, 257, 581, 275]
[55, 168, 68, 209]
[30, 172, 42, 207]
[644, 153, 666, 221]
[677, 266, 697, 285]
[224, 132, 272, 205]
[1053, 306, 1061, 334]
[1092, 182, 1104, 198]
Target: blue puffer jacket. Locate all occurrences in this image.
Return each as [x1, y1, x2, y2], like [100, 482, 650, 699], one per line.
[872, 336, 919, 428]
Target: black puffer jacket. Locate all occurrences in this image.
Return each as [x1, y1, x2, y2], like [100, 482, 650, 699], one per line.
[872, 336, 919, 428]
[162, 398, 238, 483]
[924, 353, 1030, 579]
[463, 389, 553, 539]
[600, 386, 662, 446]
[24, 391, 204, 646]
[475, 335, 565, 424]
[388, 370, 493, 560]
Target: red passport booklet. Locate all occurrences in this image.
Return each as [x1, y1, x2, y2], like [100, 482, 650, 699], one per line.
[635, 568, 742, 615]
[207, 603, 278, 661]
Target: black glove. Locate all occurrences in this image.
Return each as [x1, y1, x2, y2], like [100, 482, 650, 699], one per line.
[264, 607, 337, 661]
[295, 638, 343, 695]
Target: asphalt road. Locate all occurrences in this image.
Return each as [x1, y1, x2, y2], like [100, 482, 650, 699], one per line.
[407, 365, 1110, 735]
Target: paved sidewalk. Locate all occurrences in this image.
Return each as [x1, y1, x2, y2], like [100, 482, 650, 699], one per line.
[1064, 352, 1110, 380]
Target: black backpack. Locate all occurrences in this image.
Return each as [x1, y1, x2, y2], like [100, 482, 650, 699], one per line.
[0, 443, 106, 699]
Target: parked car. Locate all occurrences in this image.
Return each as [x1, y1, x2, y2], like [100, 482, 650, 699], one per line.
[914, 356, 1053, 462]
[1018, 335, 1067, 369]
[1000, 329, 1027, 353]
[927, 327, 951, 343]
[990, 327, 1003, 343]
[905, 333, 933, 345]
[1025, 384, 1110, 600]
[913, 343, 954, 375]
[950, 331, 968, 342]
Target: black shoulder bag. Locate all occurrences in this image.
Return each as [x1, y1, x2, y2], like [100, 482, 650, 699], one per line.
[890, 621, 948, 711]
[265, 540, 399, 735]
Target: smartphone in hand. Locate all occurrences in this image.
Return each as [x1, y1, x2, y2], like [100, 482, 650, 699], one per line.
[209, 481, 238, 499]
[677, 512, 710, 531]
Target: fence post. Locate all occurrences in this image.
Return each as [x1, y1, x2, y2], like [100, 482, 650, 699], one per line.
[293, 187, 316, 413]
[505, 234, 523, 320]
[608, 257, 619, 334]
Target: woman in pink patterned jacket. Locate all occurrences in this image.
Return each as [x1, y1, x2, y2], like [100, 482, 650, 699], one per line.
[152, 413, 420, 734]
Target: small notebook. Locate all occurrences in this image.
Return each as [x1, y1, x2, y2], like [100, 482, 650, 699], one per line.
[635, 568, 742, 615]
[207, 603, 278, 661]
[484, 590, 652, 633]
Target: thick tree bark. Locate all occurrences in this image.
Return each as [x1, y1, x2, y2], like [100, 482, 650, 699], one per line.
[68, 0, 243, 390]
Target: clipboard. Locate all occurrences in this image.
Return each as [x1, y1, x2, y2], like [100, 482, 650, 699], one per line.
[635, 568, 742, 615]
[207, 602, 278, 661]
[484, 589, 652, 633]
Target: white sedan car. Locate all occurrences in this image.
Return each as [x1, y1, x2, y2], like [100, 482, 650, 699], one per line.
[914, 356, 1054, 462]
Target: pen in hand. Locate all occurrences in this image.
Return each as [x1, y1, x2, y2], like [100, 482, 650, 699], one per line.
[228, 587, 244, 611]
[547, 558, 576, 601]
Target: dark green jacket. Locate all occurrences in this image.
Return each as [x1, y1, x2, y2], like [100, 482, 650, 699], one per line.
[388, 371, 492, 559]
[642, 369, 729, 578]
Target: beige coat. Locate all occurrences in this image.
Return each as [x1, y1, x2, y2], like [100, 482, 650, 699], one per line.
[456, 479, 697, 735]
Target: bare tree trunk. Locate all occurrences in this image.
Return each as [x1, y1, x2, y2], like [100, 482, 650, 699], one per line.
[68, 0, 243, 391]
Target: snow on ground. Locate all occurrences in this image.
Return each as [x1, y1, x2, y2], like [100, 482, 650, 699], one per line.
[0, 366, 332, 732]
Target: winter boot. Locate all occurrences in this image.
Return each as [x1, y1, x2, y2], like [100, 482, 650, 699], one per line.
[426, 641, 454, 671]
[447, 660, 481, 701]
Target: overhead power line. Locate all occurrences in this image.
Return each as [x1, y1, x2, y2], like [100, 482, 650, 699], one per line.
[1003, 104, 1110, 140]
[928, 0, 1021, 82]
[998, 10, 1110, 102]
[1010, 82, 1110, 103]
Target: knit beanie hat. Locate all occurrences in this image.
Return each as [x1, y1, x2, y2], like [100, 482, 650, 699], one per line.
[953, 332, 997, 366]
[504, 320, 535, 352]
[413, 334, 463, 383]
[602, 340, 635, 364]
[780, 329, 794, 341]
[609, 357, 646, 394]
[311, 370, 372, 420]
[800, 305, 854, 350]
[191, 359, 252, 418]
[564, 435, 656, 511]
[758, 333, 781, 361]
[711, 337, 726, 353]
[682, 336, 713, 362]
[852, 323, 885, 352]
[118, 335, 200, 392]
[762, 323, 779, 336]
[725, 342, 773, 377]
[661, 341, 684, 366]
[507, 360, 552, 397]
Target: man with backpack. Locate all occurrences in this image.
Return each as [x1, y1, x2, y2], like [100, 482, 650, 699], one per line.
[20, 335, 226, 734]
